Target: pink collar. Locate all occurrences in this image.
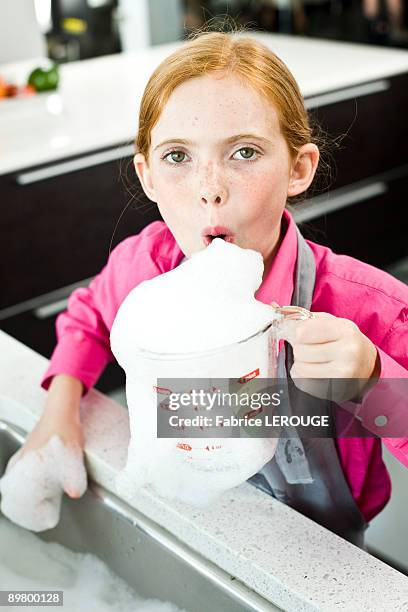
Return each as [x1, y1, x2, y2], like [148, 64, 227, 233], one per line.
[255, 209, 297, 307]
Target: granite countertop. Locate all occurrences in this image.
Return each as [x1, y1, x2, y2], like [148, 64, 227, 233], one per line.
[1, 33, 408, 176]
[1, 330, 408, 611]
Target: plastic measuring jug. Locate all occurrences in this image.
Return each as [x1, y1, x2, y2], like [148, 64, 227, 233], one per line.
[113, 305, 314, 505]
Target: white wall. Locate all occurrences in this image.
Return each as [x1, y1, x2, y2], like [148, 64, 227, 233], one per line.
[117, 0, 151, 51]
[117, 0, 183, 52]
[0, 0, 46, 64]
[148, 0, 183, 46]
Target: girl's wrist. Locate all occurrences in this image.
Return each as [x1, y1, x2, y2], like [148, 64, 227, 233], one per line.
[44, 374, 83, 417]
[359, 342, 381, 398]
[48, 373, 83, 393]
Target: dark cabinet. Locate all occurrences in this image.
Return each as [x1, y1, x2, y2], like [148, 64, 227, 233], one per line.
[0, 145, 161, 392]
[1, 147, 161, 310]
[296, 174, 408, 267]
[306, 73, 408, 190]
[296, 73, 408, 268]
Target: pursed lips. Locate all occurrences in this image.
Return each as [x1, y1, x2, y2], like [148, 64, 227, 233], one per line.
[201, 225, 235, 246]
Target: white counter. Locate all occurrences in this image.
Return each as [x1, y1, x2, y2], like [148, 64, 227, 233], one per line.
[1, 34, 408, 176]
[1, 330, 408, 611]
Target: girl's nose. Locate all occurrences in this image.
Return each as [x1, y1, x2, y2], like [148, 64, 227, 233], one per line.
[199, 162, 228, 206]
[201, 193, 223, 205]
[199, 177, 228, 206]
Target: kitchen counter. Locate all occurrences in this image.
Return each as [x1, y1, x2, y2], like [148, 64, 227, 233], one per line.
[1, 33, 408, 176]
[1, 330, 408, 611]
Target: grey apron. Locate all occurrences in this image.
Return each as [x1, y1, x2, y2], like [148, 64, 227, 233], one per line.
[248, 225, 368, 549]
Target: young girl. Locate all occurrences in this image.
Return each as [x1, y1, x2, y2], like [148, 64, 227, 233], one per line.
[14, 28, 408, 546]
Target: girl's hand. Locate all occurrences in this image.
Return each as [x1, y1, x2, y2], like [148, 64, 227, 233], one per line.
[0, 375, 87, 531]
[283, 312, 381, 402]
[0, 413, 87, 532]
[21, 408, 84, 457]
[11, 413, 85, 499]
[11, 374, 86, 498]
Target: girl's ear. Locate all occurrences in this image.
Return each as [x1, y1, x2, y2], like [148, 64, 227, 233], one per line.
[134, 153, 157, 202]
[287, 144, 320, 198]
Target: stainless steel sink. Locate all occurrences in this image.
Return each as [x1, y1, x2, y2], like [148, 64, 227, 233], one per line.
[0, 420, 280, 612]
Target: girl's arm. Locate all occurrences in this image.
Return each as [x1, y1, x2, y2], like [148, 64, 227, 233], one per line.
[40, 225, 166, 395]
[9, 374, 87, 500]
[21, 374, 84, 458]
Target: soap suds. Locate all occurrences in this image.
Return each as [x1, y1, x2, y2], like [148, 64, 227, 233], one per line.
[111, 239, 279, 506]
[110, 238, 274, 356]
[0, 516, 186, 612]
[0, 436, 87, 532]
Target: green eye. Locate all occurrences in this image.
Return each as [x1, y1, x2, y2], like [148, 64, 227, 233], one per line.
[237, 147, 256, 159]
[165, 151, 186, 163]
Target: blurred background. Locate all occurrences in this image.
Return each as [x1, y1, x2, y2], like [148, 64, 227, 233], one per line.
[1, 0, 408, 65]
[1, 0, 408, 580]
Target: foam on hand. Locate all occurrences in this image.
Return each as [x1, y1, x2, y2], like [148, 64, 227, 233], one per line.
[111, 238, 279, 506]
[0, 436, 87, 532]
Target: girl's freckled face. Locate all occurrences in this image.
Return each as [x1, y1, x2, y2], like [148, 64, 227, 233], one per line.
[147, 73, 293, 267]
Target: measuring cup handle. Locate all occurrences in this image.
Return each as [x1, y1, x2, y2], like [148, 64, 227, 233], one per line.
[272, 306, 315, 344]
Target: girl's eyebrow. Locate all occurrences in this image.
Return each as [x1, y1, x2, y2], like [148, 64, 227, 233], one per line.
[153, 133, 271, 151]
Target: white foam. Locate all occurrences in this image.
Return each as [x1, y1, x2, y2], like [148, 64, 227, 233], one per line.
[111, 238, 274, 357]
[0, 516, 186, 612]
[111, 239, 279, 506]
[0, 436, 87, 532]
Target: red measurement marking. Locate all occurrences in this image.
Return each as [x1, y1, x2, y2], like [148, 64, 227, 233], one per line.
[153, 386, 173, 395]
[244, 408, 263, 419]
[176, 443, 192, 451]
[237, 368, 260, 384]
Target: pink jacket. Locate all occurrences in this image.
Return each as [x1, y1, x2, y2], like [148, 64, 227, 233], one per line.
[41, 209, 408, 522]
